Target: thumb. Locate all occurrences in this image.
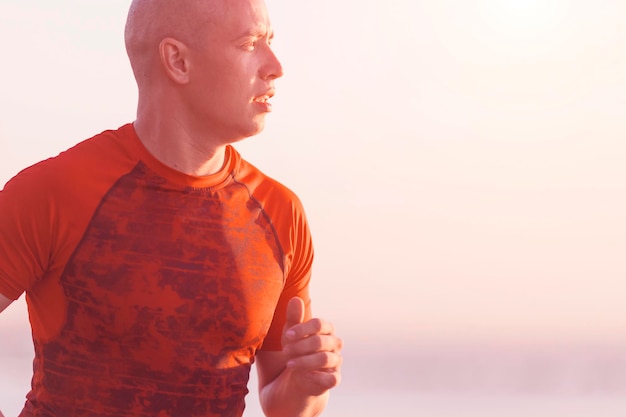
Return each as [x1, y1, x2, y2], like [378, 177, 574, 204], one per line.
[284, 296, 305, 330]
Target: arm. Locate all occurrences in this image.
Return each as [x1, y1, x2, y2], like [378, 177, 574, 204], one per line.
[256, 297, 342, 417]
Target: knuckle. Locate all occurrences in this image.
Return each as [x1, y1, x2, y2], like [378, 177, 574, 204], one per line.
[336, 353, 344, 367]
[309, 335, 324, 350]
[311, 318, 324, 333]
[335, 337, 344, 350]
[323, 371, 341, 388]
[320, 351, 334, 365]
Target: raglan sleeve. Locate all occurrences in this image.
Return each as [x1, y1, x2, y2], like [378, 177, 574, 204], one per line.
[0, 168, 54, 300]
[259, 193, 314, 351]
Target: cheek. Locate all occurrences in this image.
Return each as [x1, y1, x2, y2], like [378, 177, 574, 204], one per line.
[221, 55, 258, 87]
[190, 55, 257, 107]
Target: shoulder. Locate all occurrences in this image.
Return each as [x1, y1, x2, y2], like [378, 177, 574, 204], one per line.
[1, 124, 140, 218]
[230, 148, 306, 214]
[229, 148, 314, 271]
[3, 124, 137, 195]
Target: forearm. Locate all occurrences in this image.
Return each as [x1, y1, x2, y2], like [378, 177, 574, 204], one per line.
[260, 368, 330, 417]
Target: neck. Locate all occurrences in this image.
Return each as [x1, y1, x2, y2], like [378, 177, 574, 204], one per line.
[133, 116, 227, 177]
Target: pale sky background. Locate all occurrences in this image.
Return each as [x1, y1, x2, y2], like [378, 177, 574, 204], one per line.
[1, 0, 626, 412]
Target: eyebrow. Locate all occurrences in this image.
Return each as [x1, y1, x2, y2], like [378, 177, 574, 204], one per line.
[242, 25, 274, 39]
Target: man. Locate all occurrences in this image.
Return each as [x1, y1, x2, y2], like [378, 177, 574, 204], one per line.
[0, 0, 342, 416]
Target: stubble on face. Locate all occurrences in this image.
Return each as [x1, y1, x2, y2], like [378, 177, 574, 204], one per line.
[125, 0, 279, 145]
[187, 0, 280, 139]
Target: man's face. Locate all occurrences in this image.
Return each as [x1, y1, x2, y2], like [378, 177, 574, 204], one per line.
[186, 0, 283, 144]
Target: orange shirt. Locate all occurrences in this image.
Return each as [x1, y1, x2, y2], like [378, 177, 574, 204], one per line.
[0, 124, 313, 417]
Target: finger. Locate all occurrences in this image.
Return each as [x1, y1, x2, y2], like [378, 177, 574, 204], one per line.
[287, 351, 343, 373]
[284, 297, 305, 330]
[308, 370, 341, 391]
[288, 318, 335, 340]
[285, 334, 343, 357]
[290, 369, 342, 397]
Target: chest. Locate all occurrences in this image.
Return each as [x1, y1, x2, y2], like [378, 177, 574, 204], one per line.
[58, 173, 285, 364]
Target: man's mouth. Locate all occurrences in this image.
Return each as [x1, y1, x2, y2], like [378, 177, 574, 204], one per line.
[253, 95, 271, 103]
[253, 90, 275, 104]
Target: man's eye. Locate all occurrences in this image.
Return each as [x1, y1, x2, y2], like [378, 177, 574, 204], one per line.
[242, 41, 256, 51]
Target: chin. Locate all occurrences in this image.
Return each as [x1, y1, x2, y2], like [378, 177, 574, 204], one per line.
[228, 124, 266, 144]
[245, 119, 267, 137]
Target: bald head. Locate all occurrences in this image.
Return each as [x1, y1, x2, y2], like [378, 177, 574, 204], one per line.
[124, 0, 221, 85]
[125, 0, 281, 151]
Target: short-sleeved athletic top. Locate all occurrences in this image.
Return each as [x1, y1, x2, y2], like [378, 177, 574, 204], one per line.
[0, 124, 313, 417]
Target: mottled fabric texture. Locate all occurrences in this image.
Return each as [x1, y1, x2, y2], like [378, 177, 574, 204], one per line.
[0, 124, 313, 417]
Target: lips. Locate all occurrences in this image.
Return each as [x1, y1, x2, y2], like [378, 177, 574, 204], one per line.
[252, 90, 275, 111]
[253, 89, 275, 104]
[253, 95, 270, 103]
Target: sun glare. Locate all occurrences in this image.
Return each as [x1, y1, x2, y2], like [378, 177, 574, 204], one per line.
[478, 0, 571, 41]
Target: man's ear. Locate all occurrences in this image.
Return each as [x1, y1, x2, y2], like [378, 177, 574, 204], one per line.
[159, 37, 190, 84]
